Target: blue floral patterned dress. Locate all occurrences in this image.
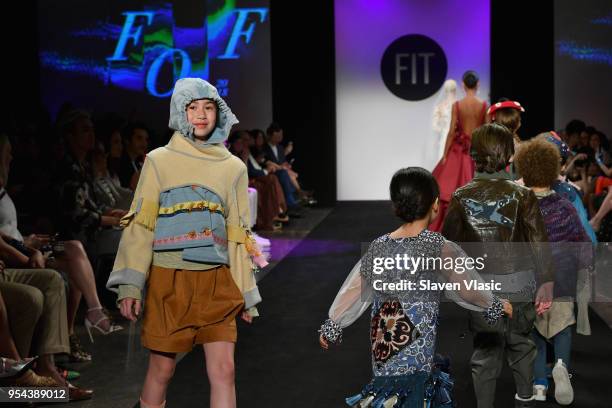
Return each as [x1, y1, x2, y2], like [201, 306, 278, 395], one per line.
[319, 230, 504, 408]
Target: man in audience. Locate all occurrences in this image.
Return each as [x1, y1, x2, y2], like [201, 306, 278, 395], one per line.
[564, 120, 586, 155]
[228, 131, 287, 230]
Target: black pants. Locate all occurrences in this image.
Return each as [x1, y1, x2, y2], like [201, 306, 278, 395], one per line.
[470, 302, 537, 408]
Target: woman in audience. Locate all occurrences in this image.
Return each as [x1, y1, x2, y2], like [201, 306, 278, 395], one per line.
[118, 122, 149, 190]
[96, 116, 127, 180]
[54, 109, 126, 242]
[91, 144, 133, 210]
[590, 130, 610, 168]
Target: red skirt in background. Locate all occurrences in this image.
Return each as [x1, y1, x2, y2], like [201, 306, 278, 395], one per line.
[429, 132, 475, 232]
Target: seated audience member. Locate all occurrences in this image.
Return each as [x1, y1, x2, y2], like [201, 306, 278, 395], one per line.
[514, 136, 593, 405]
[91, 145, 133, 210]
[96, 115, 127, 179]
[118, 122, 149, 190]
[53, 109, 127, 245]
[0, 134, 122, 361]
[590, 130, 610, 169]
[264, 123, 316, 205]
[577, 126, 597, 158]
[228, 131, 287, 230]
[564, 119, 586, 154]
[0, 258, 93, 400]
[2, 132, 51, 225]
[252, 127, 298, 213]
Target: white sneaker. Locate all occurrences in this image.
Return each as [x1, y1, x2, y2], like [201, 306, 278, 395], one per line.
[514, 394, 534, 408]
[533, 384, 547, 402]
[552, 359, 574, 405]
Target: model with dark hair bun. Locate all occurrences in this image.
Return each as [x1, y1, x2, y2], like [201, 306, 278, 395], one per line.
[430, 70, 488, 232]
[318, 167, 510, 408]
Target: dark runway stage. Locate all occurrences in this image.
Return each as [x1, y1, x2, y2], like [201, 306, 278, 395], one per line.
[54, 202, 612, 407]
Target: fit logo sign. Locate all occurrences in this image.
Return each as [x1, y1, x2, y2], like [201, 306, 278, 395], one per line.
[381, 34, 447, 101]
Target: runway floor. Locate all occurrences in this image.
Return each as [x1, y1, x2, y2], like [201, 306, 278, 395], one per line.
[47, 202, 612, 407]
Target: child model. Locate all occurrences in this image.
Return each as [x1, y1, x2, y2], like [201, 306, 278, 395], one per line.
[319, 167, 510, 407]
[514, 137, 592, 405]
[442, 123, 554, 408]
[107, 78, 264, 408]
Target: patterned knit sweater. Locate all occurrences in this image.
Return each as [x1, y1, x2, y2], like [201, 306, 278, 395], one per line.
[536, 192, 592, 298]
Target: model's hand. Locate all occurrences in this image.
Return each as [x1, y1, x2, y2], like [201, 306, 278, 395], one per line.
[240, 310, 253, 324]
[101, 216, 121, 227]
[319, 334, 329, 350]
[107, 209, 127, 218]
[120, 298, 141, 322]
[535, 282, 554, 315]
[501, 299, 513, 319]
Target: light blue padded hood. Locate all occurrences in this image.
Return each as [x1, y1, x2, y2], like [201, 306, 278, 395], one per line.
[168, 78, 239, 144]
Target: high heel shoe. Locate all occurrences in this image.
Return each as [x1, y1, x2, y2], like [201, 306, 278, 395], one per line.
[0, 357, 38, 379]
[84, 307, 123, 343]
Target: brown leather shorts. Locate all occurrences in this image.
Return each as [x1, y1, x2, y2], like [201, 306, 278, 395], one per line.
[141, 265, 244, 353]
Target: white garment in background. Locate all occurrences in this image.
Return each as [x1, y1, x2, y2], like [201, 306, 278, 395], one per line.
[427, 79, 457, 170]
[248, 154, 268, 175]
[248, 187, 258, 228]
[268, 143, 279, 161]
[0, 188, 24, 241]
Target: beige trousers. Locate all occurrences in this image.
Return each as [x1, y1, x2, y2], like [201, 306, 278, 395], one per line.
[0, 268, 70, 357]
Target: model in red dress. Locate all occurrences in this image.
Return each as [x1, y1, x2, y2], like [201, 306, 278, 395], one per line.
[430, 71, 487, 232]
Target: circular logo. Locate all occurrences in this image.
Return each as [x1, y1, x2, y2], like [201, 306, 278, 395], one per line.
[381, 34, 447, 101]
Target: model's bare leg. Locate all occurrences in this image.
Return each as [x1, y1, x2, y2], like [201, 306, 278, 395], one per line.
[203, 342, 236, 408]
[140, 351, 176, 406]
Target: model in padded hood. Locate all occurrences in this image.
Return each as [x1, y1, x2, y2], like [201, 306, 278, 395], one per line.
[107, 78, 265, 408]
[169, 77, 237, 144]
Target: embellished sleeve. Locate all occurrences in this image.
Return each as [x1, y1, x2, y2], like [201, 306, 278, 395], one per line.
[226, 165, 263, 310]
[439, 240, 504, 325]
[106, 156, 161, 297]
[319, 259, 374, 344]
